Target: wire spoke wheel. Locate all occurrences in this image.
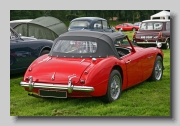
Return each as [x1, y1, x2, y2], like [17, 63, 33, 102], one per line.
[110, 75, 120, 100]
[102, 70, 122, 103]
[155, 60, 163, 80]
[149, 56, 163, 81]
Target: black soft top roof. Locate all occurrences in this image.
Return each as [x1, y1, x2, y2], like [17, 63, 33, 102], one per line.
[59, 30, 127, 43]
[50, 31, 127, 58]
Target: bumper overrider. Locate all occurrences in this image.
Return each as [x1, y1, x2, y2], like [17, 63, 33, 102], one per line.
[20, 76, 94, 94]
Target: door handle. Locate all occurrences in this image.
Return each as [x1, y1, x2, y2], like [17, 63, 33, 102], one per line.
[126, 60, 131, 64]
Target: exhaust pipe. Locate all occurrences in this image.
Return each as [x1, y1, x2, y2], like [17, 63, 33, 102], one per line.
[28, 93, 41, 98]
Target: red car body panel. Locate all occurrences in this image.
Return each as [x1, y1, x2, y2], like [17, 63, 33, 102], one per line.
[24, 55, 126, 96]
[20, 31, 164, 100]
[22, 47, 163, 97]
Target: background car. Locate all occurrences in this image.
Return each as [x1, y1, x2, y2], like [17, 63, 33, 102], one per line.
[20, 31, 164, 103]
[134, 22, 142, 27]
[115, 23, 139, 31]
[68, 17, 116, 33]
[133, 19, 170, 49]
[10, 27, 54, 74]
[10, 52, 17, 66]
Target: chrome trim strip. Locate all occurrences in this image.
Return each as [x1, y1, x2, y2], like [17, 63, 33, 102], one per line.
[80, 59, 85, 63]
[136, 41, 166, 44]
[20, 81, 94, 93]
[38, 56, 51, 63]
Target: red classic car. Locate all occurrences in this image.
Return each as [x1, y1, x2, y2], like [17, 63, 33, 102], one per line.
[115, 23, 139, 31]
[20, 31, 164, 103]
[133, 19, 170, 49]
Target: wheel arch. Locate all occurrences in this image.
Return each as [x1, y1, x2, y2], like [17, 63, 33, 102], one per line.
[111, 65, 123, 86]
[151, 53, 164, 73]
[165, 37, 170, 42]
[157, 53, 164, 64]
[38, 46, 51, 57]
[148, 53, 164, 81]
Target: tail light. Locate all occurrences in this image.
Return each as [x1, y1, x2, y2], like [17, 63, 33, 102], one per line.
[133, 32, 137, 39]
[158, 32, 162, 38]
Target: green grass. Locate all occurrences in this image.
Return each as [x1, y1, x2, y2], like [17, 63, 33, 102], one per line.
[10, 32, 170, 116]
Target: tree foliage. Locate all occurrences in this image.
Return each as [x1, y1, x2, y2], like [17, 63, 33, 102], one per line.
[10, 10, 169, 23]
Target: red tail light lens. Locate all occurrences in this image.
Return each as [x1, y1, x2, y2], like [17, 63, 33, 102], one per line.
[158, 32, 162, 38]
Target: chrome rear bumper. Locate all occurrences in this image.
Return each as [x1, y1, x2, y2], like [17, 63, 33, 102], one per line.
[20, 81, 94, 93]
[20, 76, 94, 93]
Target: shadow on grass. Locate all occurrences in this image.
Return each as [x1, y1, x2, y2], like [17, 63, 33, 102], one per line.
[39, 96, 104, 105]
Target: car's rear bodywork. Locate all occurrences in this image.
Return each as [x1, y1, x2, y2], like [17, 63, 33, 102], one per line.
[133, 19, 170, 49]
[20, 31, 164, 102]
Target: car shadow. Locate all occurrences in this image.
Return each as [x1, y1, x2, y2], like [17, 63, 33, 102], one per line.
[37, 96, 104, 105]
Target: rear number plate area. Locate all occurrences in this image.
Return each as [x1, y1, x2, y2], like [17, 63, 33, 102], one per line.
[39, 90, 67, 98]
[141, 36, 153, 39]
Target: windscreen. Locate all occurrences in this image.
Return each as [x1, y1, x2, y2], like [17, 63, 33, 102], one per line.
[69, 21, 90, 29]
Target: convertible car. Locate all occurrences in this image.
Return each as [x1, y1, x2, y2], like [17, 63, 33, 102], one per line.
[20, 31, 164, 103]
[10, 27, 53, 74]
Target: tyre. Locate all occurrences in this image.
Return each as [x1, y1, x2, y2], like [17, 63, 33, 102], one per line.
[40, 50, 50, 56]
[119, 28, 122, 31]
[102, 70, 122, 103]
[163, 39, 170, 49]
[149, 56, 163, 81]
[132, 28, 136, 32]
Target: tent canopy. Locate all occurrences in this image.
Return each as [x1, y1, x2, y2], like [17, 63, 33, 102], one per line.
[150, 10, 170, 20]
[14, 16, 68, 40]
[10, 19, 33, 28]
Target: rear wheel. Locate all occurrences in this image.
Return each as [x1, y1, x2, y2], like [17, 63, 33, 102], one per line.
[40, 50, 50, 56]
[119, 28, 122, 31]
[132, 28, 136, 32]
[149, 56, 163, 81]
[102, 70, 122, 103]
[163, 39, 170, 49]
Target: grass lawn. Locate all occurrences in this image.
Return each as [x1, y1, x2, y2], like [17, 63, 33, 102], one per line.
[10, 32, 170, 116]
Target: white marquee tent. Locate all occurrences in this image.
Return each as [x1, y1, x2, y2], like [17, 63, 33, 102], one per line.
[150, 10, 170, 20]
